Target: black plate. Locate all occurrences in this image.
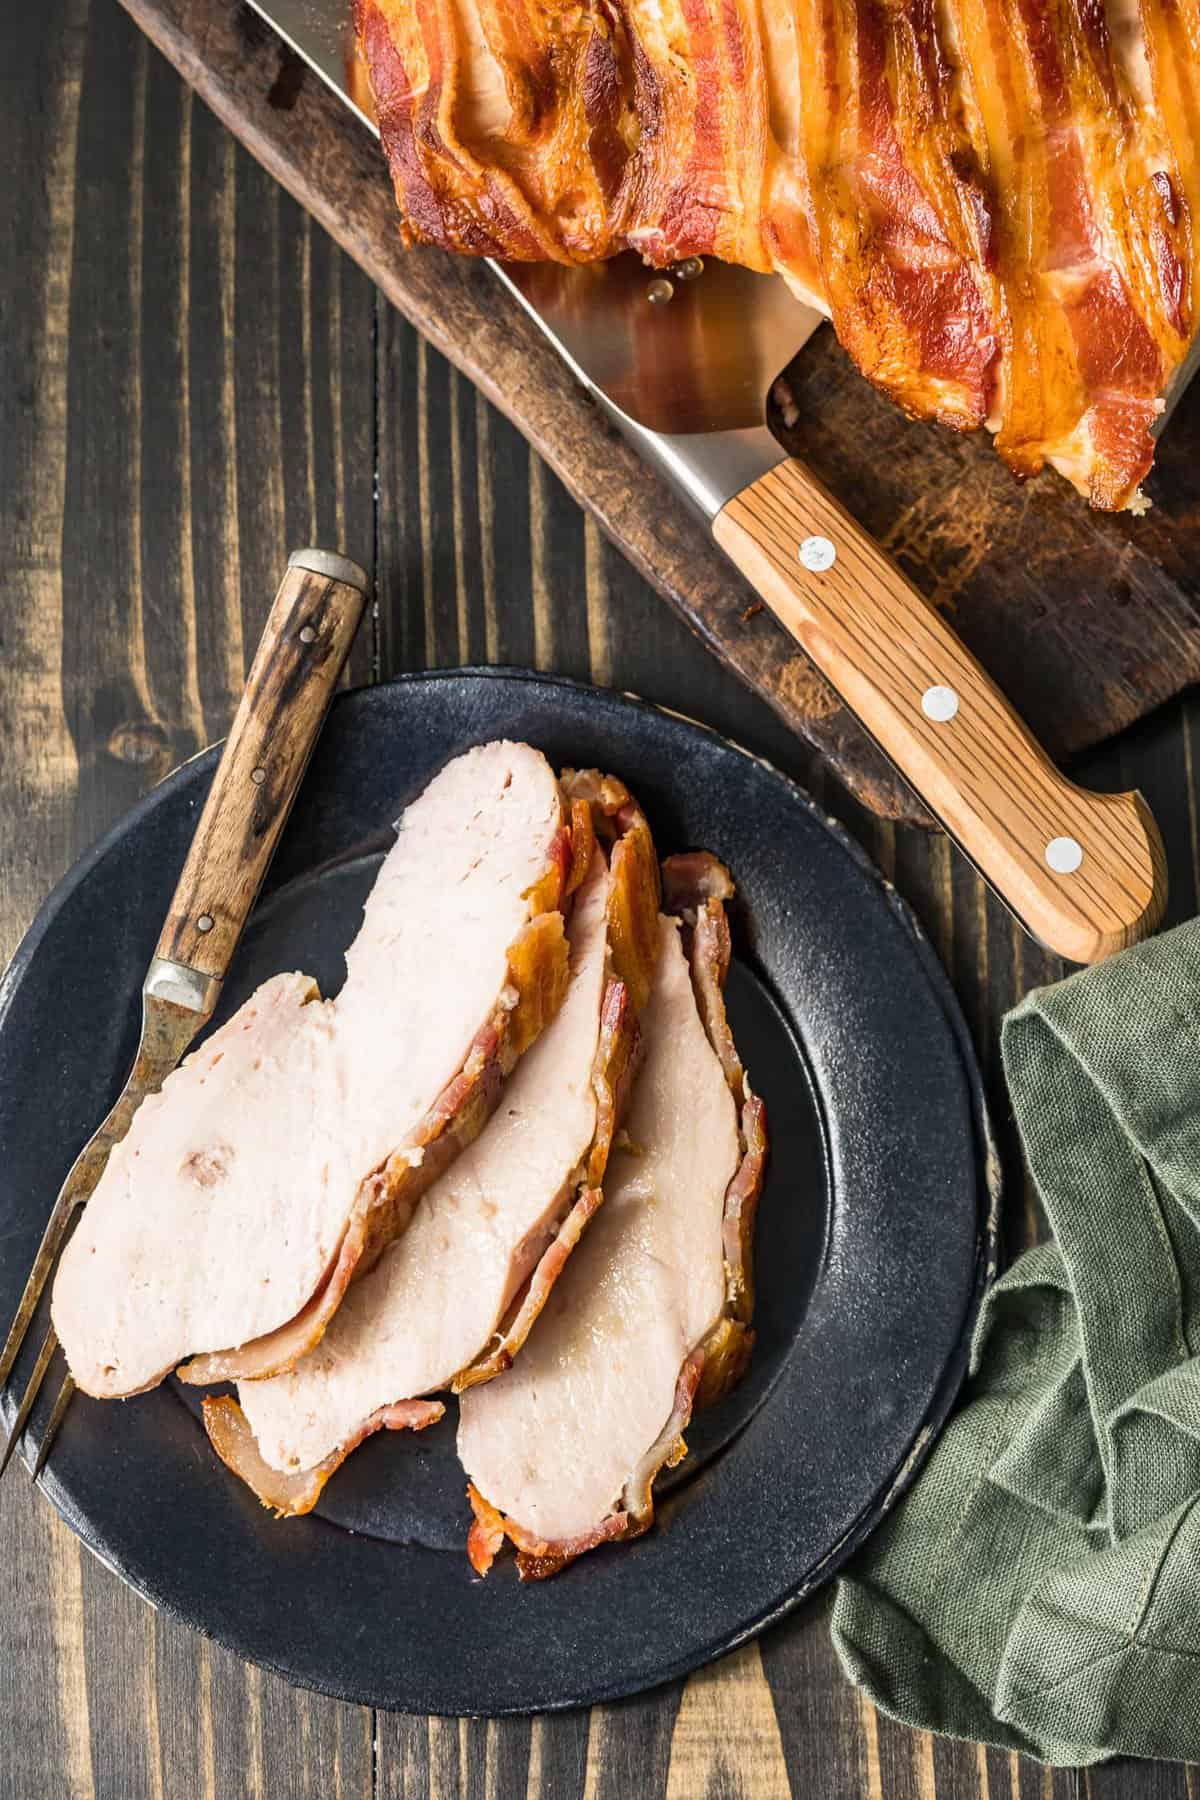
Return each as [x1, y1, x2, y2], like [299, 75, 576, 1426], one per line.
[0, 671, 998, 1715]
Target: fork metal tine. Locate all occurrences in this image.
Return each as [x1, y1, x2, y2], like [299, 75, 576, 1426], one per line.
[0, 1025, 163, 1407]
[32, 1373, 77, 1478]
[0, 1190, 80, 1394]
[1, 983, 210, 1488]
[0, 1321, 60, 1481]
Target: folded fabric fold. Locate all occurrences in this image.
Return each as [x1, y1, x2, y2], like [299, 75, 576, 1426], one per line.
[831, 920, 1200, 1766]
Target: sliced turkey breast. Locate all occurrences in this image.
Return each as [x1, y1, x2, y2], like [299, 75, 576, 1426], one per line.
[460, 855, 768, 1579]
[202, 779, 662, 1516]
[52, 742, 579, 1400]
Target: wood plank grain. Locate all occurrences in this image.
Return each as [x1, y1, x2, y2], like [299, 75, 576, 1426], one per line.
[0, 6, 378, 1797]
[663, 1644, 791, 1799]
[0, 11, 94, 1800]
[758, 1593, 872, 1798]
[1087, 1766, 1192, 1800]
[188, 116, 249, 722]
[7, 4, 1200, 1798]
[0, 0, 84, 955]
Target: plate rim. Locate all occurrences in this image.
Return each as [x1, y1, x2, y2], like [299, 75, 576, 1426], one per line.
[0, 666, 1001, 1713]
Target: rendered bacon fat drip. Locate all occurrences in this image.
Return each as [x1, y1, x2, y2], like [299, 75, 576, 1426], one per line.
[203, 775, 662, 1517]
[354, 0, 1200, 510]
[52, 743, 582, 1400]
[459, 853, 768, 1580]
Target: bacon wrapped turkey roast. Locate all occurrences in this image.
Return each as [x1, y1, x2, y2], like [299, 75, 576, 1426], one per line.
[355, 0, 1199, 510]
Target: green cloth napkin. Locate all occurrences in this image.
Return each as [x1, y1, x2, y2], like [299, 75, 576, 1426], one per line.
[831, 918, 1200, 1767]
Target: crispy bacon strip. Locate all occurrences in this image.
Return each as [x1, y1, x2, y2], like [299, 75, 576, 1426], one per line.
[452, 787, 658, 1386]
[204, 1392, 445, 1518]
[560, 769, 661, 1008]
[452, 978, 639, 1389]
[651, 856, 767, 1386]
[357, 0, 1199, 509]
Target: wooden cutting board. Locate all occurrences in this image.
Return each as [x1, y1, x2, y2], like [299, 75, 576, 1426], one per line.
[119, 0, 1200, 827]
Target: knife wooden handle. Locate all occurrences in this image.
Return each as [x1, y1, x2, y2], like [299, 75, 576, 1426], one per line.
[715, 461, 1166, 963]
[155, 550, 369, 983]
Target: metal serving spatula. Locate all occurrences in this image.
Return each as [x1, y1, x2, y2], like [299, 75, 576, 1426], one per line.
[253, 0, 1166, 964]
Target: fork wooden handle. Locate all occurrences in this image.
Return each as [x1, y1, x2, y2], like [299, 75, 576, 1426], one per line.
[155, 550, 369, 982]
[715, 460, 1166, 963]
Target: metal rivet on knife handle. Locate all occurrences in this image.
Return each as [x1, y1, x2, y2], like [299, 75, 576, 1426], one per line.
[921, 686, 960, 723]
[799, 535, 837, 573]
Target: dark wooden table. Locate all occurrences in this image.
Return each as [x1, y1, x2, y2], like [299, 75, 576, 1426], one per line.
[3, 5, 1200, 1796]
